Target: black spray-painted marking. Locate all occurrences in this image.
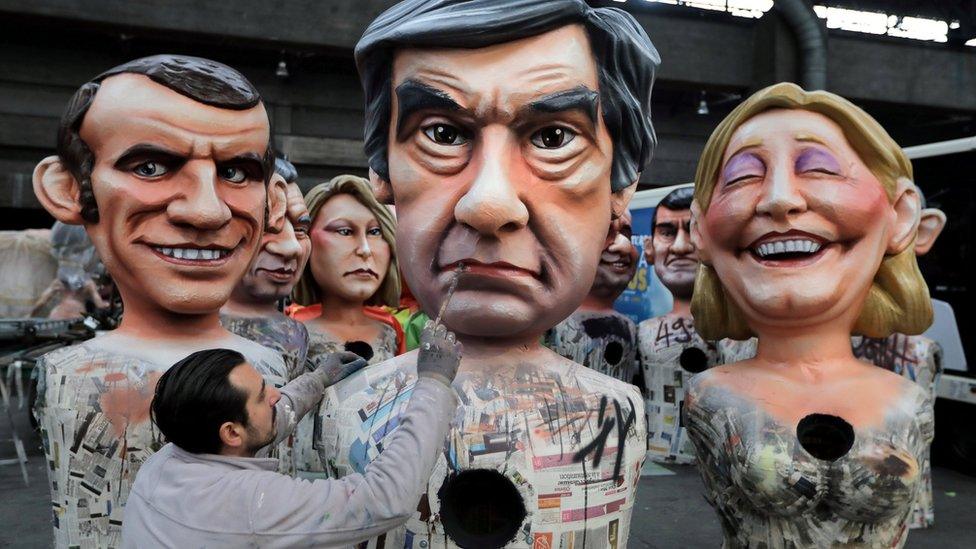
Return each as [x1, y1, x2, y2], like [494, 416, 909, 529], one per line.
[572, 396, 637, 480]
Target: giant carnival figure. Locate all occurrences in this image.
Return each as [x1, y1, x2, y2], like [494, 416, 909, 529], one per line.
[30, 55, 294, 547]
[290, 174, 402, 474]
[221, 156, 312, 382]
[316, 1, 659, 546]
[546, 210, 640, 384]
[292, 175, 401, 366]
[638, 186, 721, 464]
[685, 83, 934, 548]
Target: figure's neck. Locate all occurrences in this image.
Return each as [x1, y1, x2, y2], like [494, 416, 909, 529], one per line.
[116, 300, 227, 342]
[577, 295, 616, 313]
[318, 294, 370, 324]
[753, 321, 856, 374]
[669, 298, 692, 318]
[455, 332, 549, 374]
[222, 296, 282, 319]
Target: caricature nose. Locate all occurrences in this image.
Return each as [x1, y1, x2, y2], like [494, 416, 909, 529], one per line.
[756, 167, 806, 220]
[167, 161, 232, 229]
[269, 386, 281, 406]
[264, 223, 302, 259]
[671, 226, 693, 255]
[355, 234, 372, 258]
[607, 231, 630, 253]
[454, 128, 529, 235]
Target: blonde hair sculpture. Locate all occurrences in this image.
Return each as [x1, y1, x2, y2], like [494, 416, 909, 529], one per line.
[292, 175, 401, 308]
[691, 82, 932, 340]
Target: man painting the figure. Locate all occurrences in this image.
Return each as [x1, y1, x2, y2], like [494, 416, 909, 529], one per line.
[547, 210, 641, 385]
[316, 1, 659, 547]
[637, 186, 720, 464]
[31, 55, 292, 547]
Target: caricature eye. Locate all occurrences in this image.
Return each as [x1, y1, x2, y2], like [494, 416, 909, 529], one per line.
[530, 126, 577, 149]
[423, 123, 468, 146]
[335, 227, 353, 236]
[218, 166, 247, 183]
[367, 227, 383, 237]
[133, 161, 168, 178]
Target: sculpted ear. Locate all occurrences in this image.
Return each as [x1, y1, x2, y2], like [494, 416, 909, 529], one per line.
[33, 156, 85, 224]
[914, 207, 946, 256]
[887, 177, 921, 255]
[368, 169, 394, 205]
[610, 179, 638, 220]
[265, 174, 287, 234]
[690, 200, 711, 264]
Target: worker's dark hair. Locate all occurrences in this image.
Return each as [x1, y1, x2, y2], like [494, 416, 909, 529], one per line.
[151, 348, 250, 454]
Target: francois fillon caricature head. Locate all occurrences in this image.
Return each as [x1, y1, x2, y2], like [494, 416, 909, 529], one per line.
[32, 55, 286, 336]
[356, 0, 660, 348]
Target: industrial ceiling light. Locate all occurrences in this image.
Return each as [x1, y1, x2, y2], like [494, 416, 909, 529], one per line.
[275, 54, 289, 79]
[697, 91, 709, 115]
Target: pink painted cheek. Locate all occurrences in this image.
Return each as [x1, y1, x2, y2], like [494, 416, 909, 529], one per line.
[702, 199, 750, 249]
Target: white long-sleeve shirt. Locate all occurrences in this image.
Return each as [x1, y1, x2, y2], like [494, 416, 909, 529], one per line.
[121, 377, 456, 548]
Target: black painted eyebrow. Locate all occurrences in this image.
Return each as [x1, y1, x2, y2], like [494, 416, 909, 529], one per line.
[395, 79, 462, 135]
[523, 86, 599, 124]
[114, 144, 188, 169]
[258, 378, 266, 401]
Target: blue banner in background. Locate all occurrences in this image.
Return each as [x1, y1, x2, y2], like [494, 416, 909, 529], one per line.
[614, 206, 674, 323]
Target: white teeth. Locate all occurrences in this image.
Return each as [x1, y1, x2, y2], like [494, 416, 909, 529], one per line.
[154, 247, 225, 261]
[753, 239, 823, 258]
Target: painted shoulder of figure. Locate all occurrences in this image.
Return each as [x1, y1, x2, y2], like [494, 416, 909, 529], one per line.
[566, 358, 645, 415]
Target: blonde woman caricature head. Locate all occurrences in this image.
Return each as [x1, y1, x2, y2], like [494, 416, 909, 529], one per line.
[292, 175, 400, 308]
[690, 83, 931, 341]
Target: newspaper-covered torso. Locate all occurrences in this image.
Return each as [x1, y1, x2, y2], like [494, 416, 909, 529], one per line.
[221, 313, 310, 380]
[547, 309, 639, 384]
[296, 325, 399, 475]
[33, 336, 289, 548]
[637, 313, 720, 464]
[718, 334, 941, 529]
[318, 349, 647, 548]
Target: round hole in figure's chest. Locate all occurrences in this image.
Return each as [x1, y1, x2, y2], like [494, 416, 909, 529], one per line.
[679, 347, 708, 373]
[796, 413, 856, 461]
[604, 341, 624, 365]
[438, 468, 527, 548]
[344, 340, 374, 362]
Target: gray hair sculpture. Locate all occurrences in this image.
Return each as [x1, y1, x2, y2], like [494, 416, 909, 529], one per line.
[356, 0, 660, 192]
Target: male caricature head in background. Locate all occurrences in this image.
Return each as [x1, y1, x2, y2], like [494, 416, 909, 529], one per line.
[358, 0, 658, 342]
[645, 186, 697, 314]
[587, 209, 639, 309]
[33, 55, 286, 336]
[229, 156, 311, 309]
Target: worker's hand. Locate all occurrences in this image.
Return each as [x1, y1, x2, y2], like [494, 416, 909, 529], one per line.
[417, 320, 462, 387]
[314, 351, 368, 387]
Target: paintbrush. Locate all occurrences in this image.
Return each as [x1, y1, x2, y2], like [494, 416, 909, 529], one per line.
[433, 263, 466, 325]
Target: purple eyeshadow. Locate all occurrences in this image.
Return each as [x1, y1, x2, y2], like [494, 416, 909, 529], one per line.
[796, 147, 841, 174]
[721, 152, 765, 184]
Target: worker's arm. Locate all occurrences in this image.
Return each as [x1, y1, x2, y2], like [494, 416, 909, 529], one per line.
[267, 351, 366, 448]
[246, 322, 461, 546]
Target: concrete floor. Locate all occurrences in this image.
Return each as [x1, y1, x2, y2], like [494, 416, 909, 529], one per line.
[2, 400, 974, 548]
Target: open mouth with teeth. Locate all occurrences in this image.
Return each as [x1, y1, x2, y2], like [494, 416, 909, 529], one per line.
[152, 246, 232, 263]
[750, 237, 826, 265]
